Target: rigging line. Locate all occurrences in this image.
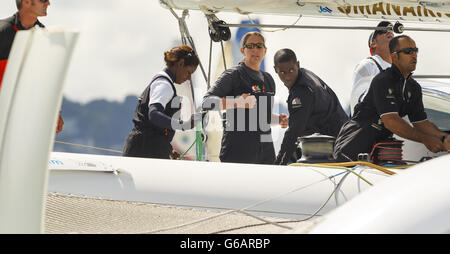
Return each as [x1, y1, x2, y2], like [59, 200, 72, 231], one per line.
[220, 40, 227, 70]
[168, 8, 209, 84]
[219, 23, 450, 33]
[317, 161, 396, 175]
[246, 14, 303, 33]
[134, 200, 322, 217]
[235, 210, 292, 230]
[207, 37, 213, 90]
[60, 192, 319, 219]
[289, 163, 374, 186]
[179, 138, 196, 160]
[333, 170, 352, 207]
[169, 7, 210, 160]
[211, 171, 352, 234]
[141, 176, 332, 234]
[54, 140, 122, 154]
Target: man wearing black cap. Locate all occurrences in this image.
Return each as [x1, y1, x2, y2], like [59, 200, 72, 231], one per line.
[0, 0, 63, 133]
[350, 21, 394, 116]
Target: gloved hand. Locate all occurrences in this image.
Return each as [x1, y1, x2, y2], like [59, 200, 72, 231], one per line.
[169, 149, 180, 160]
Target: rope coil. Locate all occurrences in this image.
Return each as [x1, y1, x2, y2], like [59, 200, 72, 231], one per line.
[369, 140, 404, 165]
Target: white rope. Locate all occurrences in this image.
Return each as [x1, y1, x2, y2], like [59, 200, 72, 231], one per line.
[143, 162, 377, 234]
[54, 140, 122, 154]
[141, 176, 331, 234]
[211, 171, 353, 234]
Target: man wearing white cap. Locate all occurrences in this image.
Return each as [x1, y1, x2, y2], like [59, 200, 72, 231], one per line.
[349, 21, 394, 116]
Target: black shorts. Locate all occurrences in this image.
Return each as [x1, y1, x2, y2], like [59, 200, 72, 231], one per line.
[122, 128, 171, 159]
[219, 131, 275, 165]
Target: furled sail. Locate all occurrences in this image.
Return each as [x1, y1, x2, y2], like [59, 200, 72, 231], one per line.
[160, 0, 450, 23]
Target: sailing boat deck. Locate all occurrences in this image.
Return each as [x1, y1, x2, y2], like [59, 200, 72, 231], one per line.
[44, 193, 314, 234]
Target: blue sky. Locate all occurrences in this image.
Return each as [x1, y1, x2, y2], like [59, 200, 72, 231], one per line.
[1, 0, 449, 108]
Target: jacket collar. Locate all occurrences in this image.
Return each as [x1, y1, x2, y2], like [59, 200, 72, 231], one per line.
[390, 64, 413, 81]
[163, 68, 176, 83]
[13, 12, 45, 30]
[291, 68, 306, 90]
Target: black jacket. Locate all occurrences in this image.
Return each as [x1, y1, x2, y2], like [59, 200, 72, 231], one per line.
[202, 62, 277, 164]
[1, 13, 45, 85]
[276, 68, 348, 164]
[203, 62, 276, 134]
[333, 64, 427, 161]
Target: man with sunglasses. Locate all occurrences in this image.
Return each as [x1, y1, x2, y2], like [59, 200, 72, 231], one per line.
[0, 0, 63, 133]
[334, 35, 449, 162]
[350, 21, 393, 116]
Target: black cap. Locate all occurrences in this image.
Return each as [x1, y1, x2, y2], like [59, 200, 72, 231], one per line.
[368, 21, 393, 47]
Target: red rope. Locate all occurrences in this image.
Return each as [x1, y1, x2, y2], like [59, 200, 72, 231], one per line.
[370, 141, 404, 164]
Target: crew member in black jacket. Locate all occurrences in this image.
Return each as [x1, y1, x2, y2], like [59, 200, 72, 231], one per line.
[202, 32, 288, 164]
[273, 48, 348, 165]
[334, 35, 449, 162]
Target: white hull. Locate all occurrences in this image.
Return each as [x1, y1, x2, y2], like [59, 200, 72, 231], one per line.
[308, 154, 450, 233]
[48, 152, 391, 220]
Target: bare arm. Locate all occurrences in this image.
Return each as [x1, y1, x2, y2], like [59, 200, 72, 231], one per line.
[412, 120, 446, 139]
[381, 113, 446, 153]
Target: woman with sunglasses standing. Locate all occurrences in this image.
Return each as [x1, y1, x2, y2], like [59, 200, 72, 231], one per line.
[123, 45, 202, 159]
[0, 0, 64, 133]
[202, 32, 288, 164]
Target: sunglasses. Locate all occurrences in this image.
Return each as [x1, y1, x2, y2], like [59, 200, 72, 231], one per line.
[39, 0, 49, 2]
[394, 47, 419, 55]
[183, 50, 196, 58]
[243, 43, 265, 49]
[376, 29, 391, 35]
[377, 24, 393, 34]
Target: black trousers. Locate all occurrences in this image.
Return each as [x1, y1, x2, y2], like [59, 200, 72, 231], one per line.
[219, 131, 275, 165]
[333, 120, 391, 162]
[122, 128, 171, 159]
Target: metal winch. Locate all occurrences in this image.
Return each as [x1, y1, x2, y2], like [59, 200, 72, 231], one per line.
[296, 133, 336, 163]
